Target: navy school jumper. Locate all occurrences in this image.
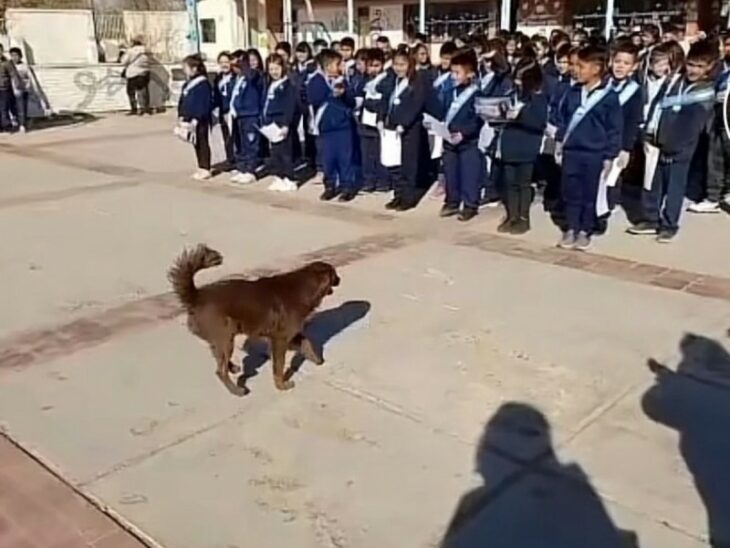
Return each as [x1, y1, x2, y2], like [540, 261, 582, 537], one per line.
[292, 60, 317, 165]
[306, 70, 331, 170]
[441, 82, 485, 210]
[556, 81, 623, 234]
[178, 75, 214, 170]
[383, 75, 429, 204]
[643, 77, 714, 232]
[262, 77, 298, 180]
[358, 71, 393, 190]
[230, 69, 263, 174]
[316, 77, 358, 192]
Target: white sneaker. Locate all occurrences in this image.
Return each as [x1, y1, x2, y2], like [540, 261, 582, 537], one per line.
[278, 178, 298, 192]
[268, 177, 285, 191]
[192, 169, 212, 181]
[228, 169, 241, 179]
[723, 193, 730, 206]
[18, 126, 27, 134]
[687, 200, 720, 214]
[231, 172, 255, 185]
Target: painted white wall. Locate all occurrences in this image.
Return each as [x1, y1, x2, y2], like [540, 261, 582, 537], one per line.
[122, 11, 189, 63]
[197, 0, 241, 61]
[5, 9, 97, 64]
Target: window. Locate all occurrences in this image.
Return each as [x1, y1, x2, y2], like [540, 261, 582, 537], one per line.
[200, 18, 216, 44]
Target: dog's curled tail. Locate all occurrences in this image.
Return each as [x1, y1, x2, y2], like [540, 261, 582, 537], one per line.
[168, 244, 223, 309]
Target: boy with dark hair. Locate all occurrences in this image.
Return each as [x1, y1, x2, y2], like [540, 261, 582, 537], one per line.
[0, 44, 21, 134]
[359, 48, 391, 192]
[630, 40, 716, 241]
[311, 49, 358, 202]
[555, 45, 623, 250]
[340, 37, 356, 79]
[439, 48, 484, 221]
[689, 33, 730, 213]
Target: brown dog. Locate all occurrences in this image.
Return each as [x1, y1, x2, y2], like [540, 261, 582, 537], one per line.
[168, 244, 340, 396]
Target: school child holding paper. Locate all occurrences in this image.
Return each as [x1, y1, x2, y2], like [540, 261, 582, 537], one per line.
[382, 47, 428, 212]
[177, 55, 214, 180]
[293, 42, 317, 169]
[629, 41, 716, 243]
[359, 48, 391, 192]
[439, 49, 484, 222]
[315, 49, 358, 202]
[229, 56, 263, 185]
[555, 45, 623, 251]
[689, 33, 730, 214]
[213, 51, 235, 167]
[262, 54, 298, 192]
[495, 59, 548, 234]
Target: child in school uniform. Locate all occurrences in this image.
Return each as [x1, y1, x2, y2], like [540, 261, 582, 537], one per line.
[315, 49, 359, 202]
[555, 45, 623, 251]
[229, 54, 263, 185]
[340, 37, 357, 81]
[262, 54, 299, 193]
[495, 59, 548, 234]
[382, 47, 429, 211]
[689, 33, 730, 213]
[213, 51, 235, 167]
[629, 41, 716, 243]
[358, 48, 391, 192]
[177, 54, 214, 180]
[426, 42, 457, 198]
[438, 49, 484, 222]
[294, 42, 317, 169]
[306, 50, 334, 176]
[596, 41, 643, 222]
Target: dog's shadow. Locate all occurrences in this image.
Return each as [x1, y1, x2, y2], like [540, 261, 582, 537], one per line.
[239, 300, 371, 385]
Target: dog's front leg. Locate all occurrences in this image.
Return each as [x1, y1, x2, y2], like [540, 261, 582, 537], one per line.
[211, 339, 248, 397]
[292, 334, 324, 366]
[271, 337, 295, 391]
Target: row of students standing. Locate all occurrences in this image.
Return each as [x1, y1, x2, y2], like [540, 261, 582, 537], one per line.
[176, 30, 725, 249]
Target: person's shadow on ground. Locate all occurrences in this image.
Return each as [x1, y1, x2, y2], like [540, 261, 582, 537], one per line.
[642, 331, 730, 548]
[240, 300, 371, 382]
[441, 402, 638, 548]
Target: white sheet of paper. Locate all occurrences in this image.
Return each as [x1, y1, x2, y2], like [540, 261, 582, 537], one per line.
[596, 165, 612, 217]
[644, 141, 660, 191]
[259, 123, 286, 143]
[423, 113, 452, 141]
[431, 136, 443, 159]
[605, 159, 623, 188]
[362, 108, 378, 127]
[478, 122, 495, 152]
[381, 129, 401, 167]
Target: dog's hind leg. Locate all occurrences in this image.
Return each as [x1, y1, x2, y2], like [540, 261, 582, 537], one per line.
[212, 335, 248, 397]
[271, 337, 295, 391]
[290, 333, 324, 366]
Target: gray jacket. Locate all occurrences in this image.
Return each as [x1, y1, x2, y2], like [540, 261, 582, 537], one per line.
[121, 45, 151, 79]
[0, 57, 21, 92]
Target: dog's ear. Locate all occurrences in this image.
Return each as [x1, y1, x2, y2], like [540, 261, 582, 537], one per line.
[331, 268, 341, 287]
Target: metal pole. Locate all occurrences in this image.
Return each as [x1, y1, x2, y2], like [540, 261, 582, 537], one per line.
[419, 0, 426, 34]
[500, 0, 512, 31]
[242, 0, 250, 49]
[604, 0, 615, 39]
[283, 0, 292, 44]
[347, 0, 354, 35]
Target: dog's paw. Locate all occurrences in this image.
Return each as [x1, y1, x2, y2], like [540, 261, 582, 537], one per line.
[228, 363, 242, 374]
[231, 385, 250, 397]
[275, 379, 295, 391]
[313, 356, 325, 366]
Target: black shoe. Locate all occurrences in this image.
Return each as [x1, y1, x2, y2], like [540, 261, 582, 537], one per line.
[338, 191, 357, 202]
[361, 185, 375, 193]
[497, 218, 514, 233]
[320, 188, 338, 201]
[510, 219, 531, 235]
[440, 204, 460, 218]
[396, 200, 417, 212]
[458, 208, 478, 222]
[656, 229, 676, 244]
[126, 110, 138, 116]
[385, 198, 401, 210]
[627, 221, 658, 235]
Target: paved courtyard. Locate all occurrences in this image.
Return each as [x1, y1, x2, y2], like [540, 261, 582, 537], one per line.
[0, 114, 729, 548]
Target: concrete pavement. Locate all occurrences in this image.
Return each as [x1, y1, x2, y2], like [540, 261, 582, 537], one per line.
[0, 113, 729, 547]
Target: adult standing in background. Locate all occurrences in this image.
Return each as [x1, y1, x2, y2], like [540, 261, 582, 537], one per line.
[0, 44, 21, 134]
[121, 36, 152, 116]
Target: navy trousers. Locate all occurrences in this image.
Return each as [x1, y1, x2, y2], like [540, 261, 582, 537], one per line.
[561, 151, 604, 234]
[642, 157, 690, 233]
[0, 89, 13, 132]
[219, 114, 235, 164]
[360, 132, 389, 190]
[322, 129, 355, 191]
[270, 131, 295, 181]
[443, 144, 483, 210]
[234, 115, 260, 175]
